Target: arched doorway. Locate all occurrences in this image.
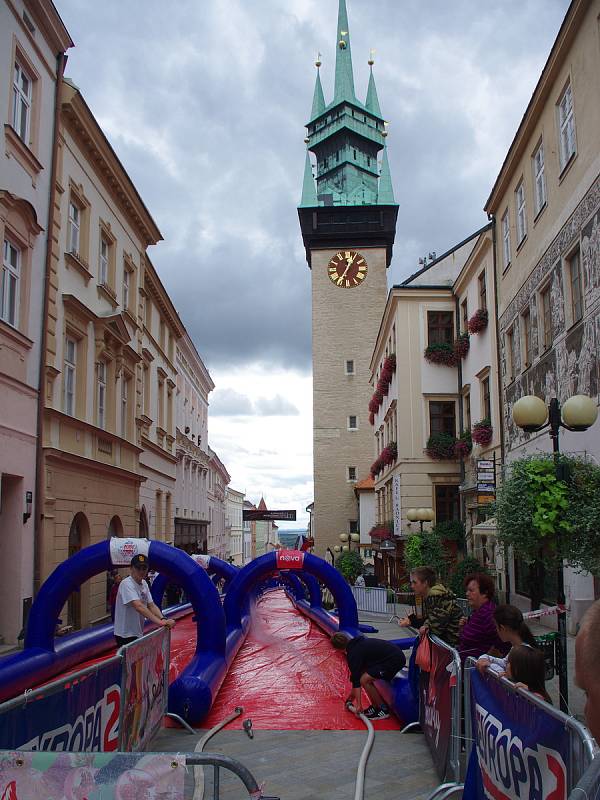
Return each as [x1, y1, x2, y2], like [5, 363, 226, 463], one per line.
[139, 506, 149, 538]
[67, 513, 90, 630]
[106, 516, 124, 613]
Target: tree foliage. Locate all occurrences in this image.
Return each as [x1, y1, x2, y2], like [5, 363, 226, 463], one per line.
[403, 533, 447, 579]
[335, 550, 365, 584]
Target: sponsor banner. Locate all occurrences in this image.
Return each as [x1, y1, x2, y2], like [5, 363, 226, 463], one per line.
[392, 475, 402, 538]
[0, 751, 185, 799]
[109, 537, 150, 566]
[276, 550, 305, 569]
[119, 627, 170, 753]
[419, 639, 455, 781]
[464, 668, 569, 800]
[191, 553, 211, 569]
[0, 660, 121, 752]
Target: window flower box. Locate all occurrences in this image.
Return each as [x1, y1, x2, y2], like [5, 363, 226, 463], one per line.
[472, 419, 493, 446]
[453, 332, 470, 360]
[467, 308, 489, 334]
[426, 432, 458, 460]
[454, 431, 473, 459]
[424, 343, 458, 367]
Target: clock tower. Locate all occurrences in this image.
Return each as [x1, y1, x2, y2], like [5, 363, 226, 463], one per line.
[298, 0, 398, 559]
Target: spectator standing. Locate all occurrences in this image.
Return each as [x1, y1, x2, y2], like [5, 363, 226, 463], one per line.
[354, 574, 365, 587]
[398, 566, 463, 646]
[458, 573, 507, 662]
[114, 554, 175, 647]
[575, 599, 600, 742]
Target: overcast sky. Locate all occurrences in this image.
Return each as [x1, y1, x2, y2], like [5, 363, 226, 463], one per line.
[56, 0, 570, 528]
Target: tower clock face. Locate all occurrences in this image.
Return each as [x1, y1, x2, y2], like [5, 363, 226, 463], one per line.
[327, 250, 368, 288]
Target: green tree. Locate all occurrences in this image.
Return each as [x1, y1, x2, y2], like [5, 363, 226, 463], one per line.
[335, 550, 365, 584]
[403, 533, 446, 579]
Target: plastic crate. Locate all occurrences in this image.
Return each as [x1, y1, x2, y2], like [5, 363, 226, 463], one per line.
[535, 632, 557, 681]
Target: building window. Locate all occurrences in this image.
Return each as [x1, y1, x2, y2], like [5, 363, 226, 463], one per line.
[99, 236, 109, 285]
[532, 142, 546, 214]
[521, 309, 532, 368]
[515, 181, 527, 245]
[569, 249, 583, 324]
[502, 210, 511, 269]
[121, 376, 129, 438]
[429, 401, 456, 437]
[123, 268, 130, 311]
[159, 320, 166, 351]
[1, 240, 20, 328]
[347, 466, 357, 482]
[97, 361, 107, 429]
[64, 338, 77, 416]
[158, 377, 165, 428]
[558, 82, 576, 171]
[427, 311, 454, 345]
[541, 285, 552, 350]
[68, 201, 81, 255]
[461, 299, 468, 333]
[345, 359, 355, 375]
[12, 60, 32, 143]
[348, 415, 358, 431]
[481, 375, 491, 421]
[349, 520, 359, 535]
[506, 328, 515, 381]
[478, 271, 487, 310]
[463, 391, 471, 431]
[435, 485, 459, 522]
[142, 363, 149, 416]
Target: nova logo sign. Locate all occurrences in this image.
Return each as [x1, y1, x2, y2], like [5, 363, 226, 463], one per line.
[276, 550, 305, 569]
[475, 705, 567, 800]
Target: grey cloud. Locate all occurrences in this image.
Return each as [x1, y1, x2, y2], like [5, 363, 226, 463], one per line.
[210, 389, 299, 417]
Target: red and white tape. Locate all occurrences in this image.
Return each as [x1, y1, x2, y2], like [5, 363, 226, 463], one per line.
[523, 604, 567, 620]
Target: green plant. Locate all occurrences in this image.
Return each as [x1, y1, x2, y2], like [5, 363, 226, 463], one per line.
[448, 556, 487, 597]
[426, 432, 458, 460]
[335, 550, 365, 584]
[424, 343, 458, 367]
[404, 532, 447, 579]
[432, 520, 466, 544]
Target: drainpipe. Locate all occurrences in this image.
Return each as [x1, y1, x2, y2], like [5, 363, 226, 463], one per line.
[490, 213, 510, 602]
[455, 295, 466, 552]
[34, 53, 66, 599]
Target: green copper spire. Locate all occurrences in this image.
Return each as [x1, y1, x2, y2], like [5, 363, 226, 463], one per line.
[310, 67, 325, 120]
[333, 0, 356, 104]
[365, 67, 382, 117]
[300, 151, 318, 207]
[377, 145, 395, 205]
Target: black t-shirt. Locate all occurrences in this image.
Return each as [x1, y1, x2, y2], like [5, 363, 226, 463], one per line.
[346, 636, 405, 688]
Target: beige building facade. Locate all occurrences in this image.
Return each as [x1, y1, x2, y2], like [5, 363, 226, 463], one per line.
[0, 0, 72, 644]
[486, 0, 600, 625]
[39, 80, 163, 629]
[225, 487, 244, 566]
[207, 447, 230, 559]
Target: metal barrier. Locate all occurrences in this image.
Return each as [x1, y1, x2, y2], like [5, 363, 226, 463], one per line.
[569, 752, 600, 800]
[420, 635, 462, 787]
[460, 657, 596, 799]
[350, 585, 387, 613]
[0, 626, 170, 752]
[0, 750, 280, 799]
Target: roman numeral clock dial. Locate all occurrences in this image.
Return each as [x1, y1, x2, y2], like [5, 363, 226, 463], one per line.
[327, 250, 368, 288]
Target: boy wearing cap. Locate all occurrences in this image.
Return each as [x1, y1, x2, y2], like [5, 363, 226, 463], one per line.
[114, 554, 175, 646]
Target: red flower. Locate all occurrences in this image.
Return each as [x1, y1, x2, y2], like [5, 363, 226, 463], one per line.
[468, 308, 489, 334]
[369, 411, 375, 426]
[472, 419, 493, 446]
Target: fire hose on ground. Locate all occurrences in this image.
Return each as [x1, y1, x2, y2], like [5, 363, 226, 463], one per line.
[345, 701, 375, 800]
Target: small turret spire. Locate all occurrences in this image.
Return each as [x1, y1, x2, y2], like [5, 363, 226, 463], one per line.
[365, 59, 382, 118]
[334, 0, 356, 104]
[311, 58, 326, 120]
[377, 145, 396, 205]
[300, 151, 318, 207]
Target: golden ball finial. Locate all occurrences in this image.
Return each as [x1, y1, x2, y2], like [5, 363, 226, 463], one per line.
[304, 137, 310, 144]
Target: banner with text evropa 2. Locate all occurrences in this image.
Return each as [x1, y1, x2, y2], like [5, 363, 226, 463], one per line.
[418, 638, 455, 781]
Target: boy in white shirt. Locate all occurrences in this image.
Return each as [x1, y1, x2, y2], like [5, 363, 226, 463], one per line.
[114, 553, 175, 646]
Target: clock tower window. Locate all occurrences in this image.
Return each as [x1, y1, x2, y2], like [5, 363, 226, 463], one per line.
[345, 359, 355, 375]
[348, 415, 358, 431]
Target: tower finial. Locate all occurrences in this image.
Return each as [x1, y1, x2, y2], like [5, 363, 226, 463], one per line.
[334, 0, 356, 104]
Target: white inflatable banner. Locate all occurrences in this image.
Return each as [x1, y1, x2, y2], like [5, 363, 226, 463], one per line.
[110, 537, 150, 566]
[191, 553, 211, 569]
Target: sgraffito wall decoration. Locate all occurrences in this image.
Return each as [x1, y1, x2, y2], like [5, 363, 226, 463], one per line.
[499, 173, 600, 453]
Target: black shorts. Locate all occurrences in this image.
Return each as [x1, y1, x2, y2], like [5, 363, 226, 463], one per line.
[115, 635, 138, 647]
[367, 653, 406, 682]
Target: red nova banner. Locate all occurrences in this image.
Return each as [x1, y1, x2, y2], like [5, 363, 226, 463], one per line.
[276, 550, 305, 569]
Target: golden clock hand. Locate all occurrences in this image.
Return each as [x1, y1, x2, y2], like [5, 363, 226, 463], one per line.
[340, 254, 355, 281]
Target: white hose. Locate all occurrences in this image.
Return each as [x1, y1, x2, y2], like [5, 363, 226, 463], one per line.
[192, 706, 243, 800]
[346, 703, 375, 800]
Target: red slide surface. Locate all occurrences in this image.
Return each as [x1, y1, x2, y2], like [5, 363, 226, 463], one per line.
[198, 591, 401, 731]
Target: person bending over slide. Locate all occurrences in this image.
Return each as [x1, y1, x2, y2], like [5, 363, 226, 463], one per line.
[331, 632, 406, 720]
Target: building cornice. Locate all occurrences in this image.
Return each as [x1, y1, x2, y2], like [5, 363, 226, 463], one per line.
[485, 0, 588, 213]
[143, 257, 186, 338]
[44, 446, 145, 483]
[60, 82, 162, 247]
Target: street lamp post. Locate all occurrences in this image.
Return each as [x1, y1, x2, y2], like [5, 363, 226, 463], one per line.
[339, 532, 361, 552]
[406, 507, 435, 534]
[512, 393, 598, 713]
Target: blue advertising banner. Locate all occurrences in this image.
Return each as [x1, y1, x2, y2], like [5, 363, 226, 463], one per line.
[0, 660, 121, 752]
[464, 669, 570, 800]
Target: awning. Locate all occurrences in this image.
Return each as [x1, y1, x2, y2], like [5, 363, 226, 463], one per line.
[471, 517, 497, 536]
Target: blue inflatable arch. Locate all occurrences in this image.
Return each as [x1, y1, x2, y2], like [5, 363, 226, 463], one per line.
[224, 551, 360, 637]
[150, 555, 238, 607]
